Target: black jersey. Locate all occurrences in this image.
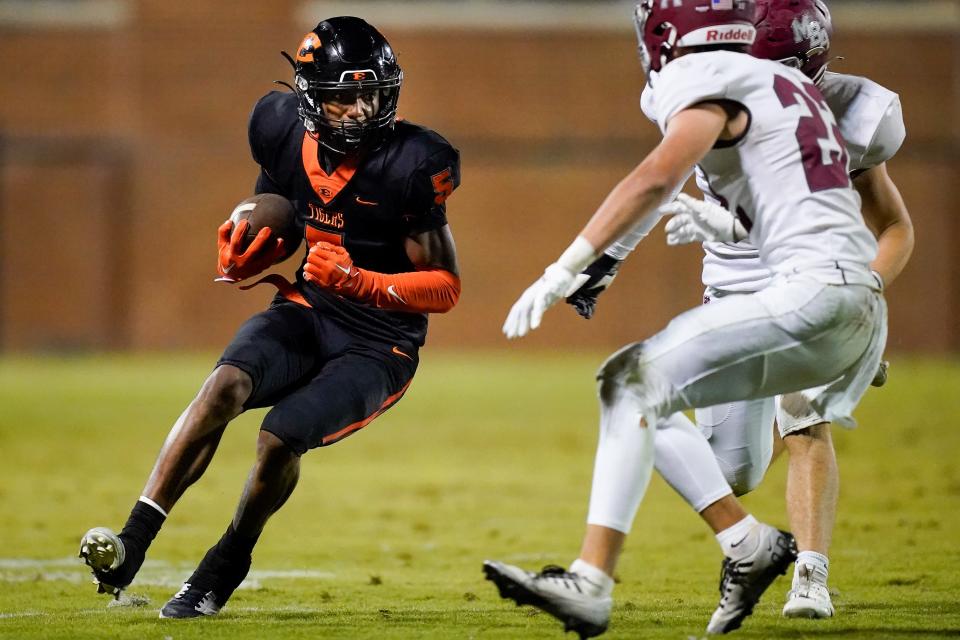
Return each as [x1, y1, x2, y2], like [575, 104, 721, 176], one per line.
[248, 91, 460, 347]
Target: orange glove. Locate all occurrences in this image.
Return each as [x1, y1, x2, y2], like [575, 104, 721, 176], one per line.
[303, 241, 460, 313]
[302, 242, 361, 292]
[216, 219, 286, 283]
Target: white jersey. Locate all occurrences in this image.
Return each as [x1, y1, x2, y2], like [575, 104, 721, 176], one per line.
[699, 70, 904, 292]
[642, 51, 878, 287]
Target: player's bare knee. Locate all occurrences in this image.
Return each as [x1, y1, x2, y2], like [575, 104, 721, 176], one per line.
[196, 365, 253, 422]
[254, 430, 301, 479]
[257, 430, 298, 458]
[783, 421, 832, 452]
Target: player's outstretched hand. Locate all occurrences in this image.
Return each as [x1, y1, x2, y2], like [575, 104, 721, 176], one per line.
[503, 263, 576, 339]
[565, 254, 622, 320]
[303, 241, 361, 294]
[662, 193, 748, 245]
[216, 219, 286, 283]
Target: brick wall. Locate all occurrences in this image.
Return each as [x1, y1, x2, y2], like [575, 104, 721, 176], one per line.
[1, 3, 956, 352]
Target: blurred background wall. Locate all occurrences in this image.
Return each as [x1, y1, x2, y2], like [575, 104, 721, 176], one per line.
[1, 0, 957, 354]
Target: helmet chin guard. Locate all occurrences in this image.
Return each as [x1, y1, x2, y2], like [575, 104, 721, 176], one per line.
[285, 16, 402, 156]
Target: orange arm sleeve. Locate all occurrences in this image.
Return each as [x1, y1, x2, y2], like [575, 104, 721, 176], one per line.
[351, 267, 461, 314]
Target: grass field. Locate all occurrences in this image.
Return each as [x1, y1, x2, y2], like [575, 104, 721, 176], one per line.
[1, 352, 958, 639]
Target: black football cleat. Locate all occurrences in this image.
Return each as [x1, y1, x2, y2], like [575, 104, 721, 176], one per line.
[159, 583, 225, 618]
[159, 548, 251, 620]
[79, 527, 143, 598]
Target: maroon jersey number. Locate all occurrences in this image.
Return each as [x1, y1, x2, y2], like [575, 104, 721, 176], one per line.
[773, 74, 850, 193]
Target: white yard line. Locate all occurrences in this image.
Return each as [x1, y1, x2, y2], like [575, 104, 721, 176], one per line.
[0, 557, 335, 590]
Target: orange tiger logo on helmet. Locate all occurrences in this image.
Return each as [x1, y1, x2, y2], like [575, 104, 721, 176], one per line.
[296, 32, 321, 63]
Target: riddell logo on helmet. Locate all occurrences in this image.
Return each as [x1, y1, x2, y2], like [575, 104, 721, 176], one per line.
[705, 27, 753, 42]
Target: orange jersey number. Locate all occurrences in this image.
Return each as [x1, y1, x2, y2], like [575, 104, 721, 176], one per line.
[431, 168, 454, 206]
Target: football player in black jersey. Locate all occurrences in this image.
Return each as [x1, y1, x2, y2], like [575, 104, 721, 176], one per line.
[79, 16, 461, 618]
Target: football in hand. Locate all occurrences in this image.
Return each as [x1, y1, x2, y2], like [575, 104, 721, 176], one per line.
[228, 193, 303, 262]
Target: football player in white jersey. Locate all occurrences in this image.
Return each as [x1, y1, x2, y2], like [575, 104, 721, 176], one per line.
[655, 0, 913, 620]
[484, 0, 888, 637]
[562, 0, 912, 624]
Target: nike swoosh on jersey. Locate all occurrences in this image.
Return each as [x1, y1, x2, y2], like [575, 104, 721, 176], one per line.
[387, 284, 407, 304]
[392, 346, 412, 360]
[355, 196, 378, 206]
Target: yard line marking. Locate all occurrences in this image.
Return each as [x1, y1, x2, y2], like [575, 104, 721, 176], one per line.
[0, 557, 335, 589]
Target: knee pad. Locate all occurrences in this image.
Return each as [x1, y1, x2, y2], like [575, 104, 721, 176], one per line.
[727, 464, 766, 497]
[597, 342, 644, 406]
[597, 342, 676, 425]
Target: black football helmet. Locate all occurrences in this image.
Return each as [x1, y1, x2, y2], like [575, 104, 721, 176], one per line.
[284, 17, 402, 155]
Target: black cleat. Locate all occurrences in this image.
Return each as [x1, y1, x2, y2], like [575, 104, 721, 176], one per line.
[159, 583, 225, 618]
[79, 527, 143, 598]
[159, 547, 250, 620]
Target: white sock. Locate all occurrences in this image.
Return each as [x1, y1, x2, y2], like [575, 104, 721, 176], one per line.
[715, 515, 759, 558]
[570, 559, 615, 597]
[138, 495, 169, 518]
[654, 412, 734, 512]
[795, 550, 829, 586]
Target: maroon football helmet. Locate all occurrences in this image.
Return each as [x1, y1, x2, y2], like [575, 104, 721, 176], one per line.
[751, 0, 833, 83]
[634, 0, 758, 75]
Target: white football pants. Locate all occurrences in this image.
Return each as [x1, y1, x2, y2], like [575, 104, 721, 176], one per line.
[586, 279, 885, 532]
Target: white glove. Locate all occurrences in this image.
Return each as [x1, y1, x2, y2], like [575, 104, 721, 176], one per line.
[503, 263, 577, 339]
[662, 193, 748, 245]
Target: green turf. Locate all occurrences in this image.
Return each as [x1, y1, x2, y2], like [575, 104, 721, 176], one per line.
[0, 352, 958, 639]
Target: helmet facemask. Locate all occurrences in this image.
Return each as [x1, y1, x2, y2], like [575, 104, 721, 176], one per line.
[634, 1, 654, 75]
[293, 69, 402, 155]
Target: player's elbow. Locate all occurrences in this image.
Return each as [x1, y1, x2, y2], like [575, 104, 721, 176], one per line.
[433, 274, 461, 313]
[622, 167, 672, 209]
[422, 270, 461, 314]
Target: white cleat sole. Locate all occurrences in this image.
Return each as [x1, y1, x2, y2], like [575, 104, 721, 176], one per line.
[79, 527, 127, 597]
[783, 600, 835, 619]
[79, 527, 125, 572]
